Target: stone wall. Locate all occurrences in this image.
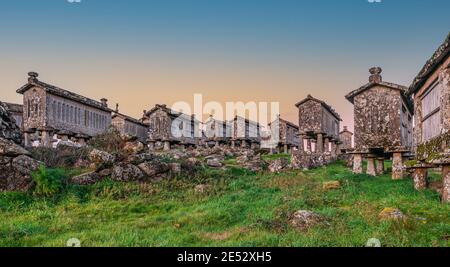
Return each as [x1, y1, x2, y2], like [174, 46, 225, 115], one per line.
[298, 100, 322, 134]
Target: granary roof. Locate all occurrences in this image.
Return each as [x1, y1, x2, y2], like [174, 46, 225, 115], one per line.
[268, 117, 299, 130]
[345, 68, 414, 113]
[295, 95, 342, 121]
[3, 102, 23, 114]
[408, 32, 450, 95]
[112, 112, 148, 127]
[17, 72, 113, 113]
[230, 115, 261, 126]
[144, 104, 201, 123]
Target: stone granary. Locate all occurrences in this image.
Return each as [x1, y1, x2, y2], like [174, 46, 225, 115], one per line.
[16, 72, 113, 147]
[407, 33, 450, 202]
[339, 126, 353, 154]
[3, 102, 23, 130]
[268, 116, 300, 154]
[142, 104, 201, 151]
[203, 116, 233, 147]
[295, 95, 342, 158]
[230, 116, 261, 149]
[112, 107, 149, 143]
[346, 67, 414, 179]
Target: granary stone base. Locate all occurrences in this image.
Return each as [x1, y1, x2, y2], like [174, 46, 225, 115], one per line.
[376, 158, 385, 175]
[392, 152, 404, 180]
[353, 154, 363, 174]
[366, 156, 376, 176]
[412, 168, 428, 191]
[443, 165, 450, 203]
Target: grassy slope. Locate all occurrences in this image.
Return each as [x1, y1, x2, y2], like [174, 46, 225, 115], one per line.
[0, 160, 449, 247]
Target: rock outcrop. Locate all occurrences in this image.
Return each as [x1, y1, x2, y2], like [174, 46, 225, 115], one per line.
[0, 101, 22, 144]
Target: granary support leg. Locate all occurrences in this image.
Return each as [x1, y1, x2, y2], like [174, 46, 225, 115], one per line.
[392, 152, 404, 180]
[412, 168, 428, 191]
[231, 140, 236, 149]
[324, 137, 329, 153]
[331, 142, 336, 158]
[306, 139, 312, 153]
[298, 135, 304, 153]
[442, 165, 450, 203]
[148, 141, 155, 151]
[353, 154, 363, 174]
[366, 155, 376, 176]
[41, 130, 52, 148]
[316, 133, 324, 153]
[163, 140, 171, 151]
[284, 144, 288, 154]
[23, 132, 31, 147]
[376, 158, 385, 175]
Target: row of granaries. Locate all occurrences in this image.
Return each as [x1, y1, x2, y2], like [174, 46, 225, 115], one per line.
[2, 33, 449, 202]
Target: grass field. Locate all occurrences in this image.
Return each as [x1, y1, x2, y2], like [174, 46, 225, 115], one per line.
[0, 159, 449, 247]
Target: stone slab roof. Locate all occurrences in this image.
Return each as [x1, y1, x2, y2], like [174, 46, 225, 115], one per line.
[112, 112, 149, 127]
[144, 104, 201, 123]
[3, 102, 23, 114]
[268, 118, 299, 129]
[295, 95, 342, 121]
[17, 73, 113, 113]
[409, 32, 450, 95]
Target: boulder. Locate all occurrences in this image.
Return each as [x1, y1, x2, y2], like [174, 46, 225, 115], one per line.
[244, 154, 265, 172]
[137, 161, 170, 177]
[0, 138, 31, 157]
[0, 101, 22, 144]
[195, 184, 212, 194]
[0, 155, 41, 192]
[207, 158, 223, 168]
[71, 172, 102, 185]
[290, 210, 324, 231]
[268, 158, 289, 173]
[379, 208, 407, 222]
[126, 152, 155, 165]
[89, 149, 115, 170]
[111, 163, 145, 182]
[169, 163, 182, 176]
[124, 141, 145, 154]
[323, 181, 341, 191]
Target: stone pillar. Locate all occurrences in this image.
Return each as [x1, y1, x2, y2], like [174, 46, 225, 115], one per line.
[412, 168, 428, 191]
[306, 139, 312, 152]
[231, 140, 236, 149]
[330, 142, 336, 158]
[215, 141, 220, 148]
[376, 158, 385, 175]
[148, 141, 155, 151]
[442, 165, 450, 203]
[284, 144, 288, 154]
[392, 152, 404, 180]
[366, 156, 376, 176]
[78, 138, 86, 147]
[41, 131, 51, 148]
[324, 138, 330, 153]
[353, 154, 363, 174]
[298, 135, 304, 152]
[24, 132, 32, 147]
[316, 134, 324, 153]
[163, 140, 171, 151]
[241, 140, 247, 148]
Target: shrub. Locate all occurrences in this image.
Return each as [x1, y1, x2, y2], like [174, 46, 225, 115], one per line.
[30, 146, 91, 168]
[88, 127, 126, 155]
[31, 165, 67, 197]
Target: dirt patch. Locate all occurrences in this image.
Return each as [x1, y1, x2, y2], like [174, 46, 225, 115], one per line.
[202, 227, 248, 241]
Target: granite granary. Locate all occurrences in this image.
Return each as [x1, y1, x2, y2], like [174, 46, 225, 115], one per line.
[407, 33, 450, 203]
[346, 68, 414, 179]
[142, 104, 201, 151]
[16, 72, 113, 148]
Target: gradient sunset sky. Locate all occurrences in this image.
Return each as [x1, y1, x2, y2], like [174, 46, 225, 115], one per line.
[1, 0, 449, 131]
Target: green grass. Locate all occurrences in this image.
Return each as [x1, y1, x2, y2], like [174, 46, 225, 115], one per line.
[0, 161, 448, 247]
